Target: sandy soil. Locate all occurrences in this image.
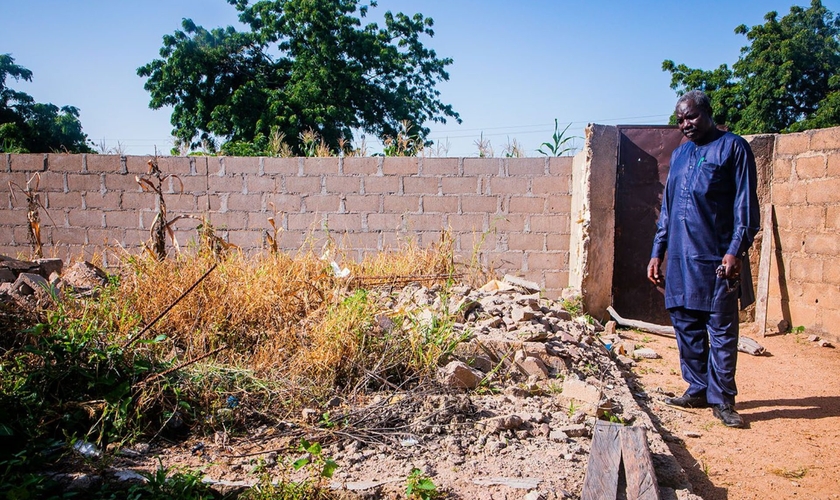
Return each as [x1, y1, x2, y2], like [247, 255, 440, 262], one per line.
[623, 328, 840, 500]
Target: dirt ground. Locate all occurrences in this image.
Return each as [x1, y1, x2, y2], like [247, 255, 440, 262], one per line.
[623, 327, 840, 500]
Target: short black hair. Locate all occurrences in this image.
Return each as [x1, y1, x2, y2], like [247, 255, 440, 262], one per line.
[676, 90, 713, 116]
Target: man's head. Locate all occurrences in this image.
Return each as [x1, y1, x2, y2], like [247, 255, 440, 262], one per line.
[675, 90, 716, 144]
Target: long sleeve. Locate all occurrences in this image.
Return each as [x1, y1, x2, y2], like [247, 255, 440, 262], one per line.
[726, 139, 760, 258]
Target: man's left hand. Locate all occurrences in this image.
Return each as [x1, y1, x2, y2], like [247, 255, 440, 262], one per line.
[719, 254, 741, 279]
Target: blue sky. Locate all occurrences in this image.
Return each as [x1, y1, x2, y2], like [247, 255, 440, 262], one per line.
[2, 0, 836, 156]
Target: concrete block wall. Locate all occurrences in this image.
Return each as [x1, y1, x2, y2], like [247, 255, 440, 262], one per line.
[0, 154, 574, 298]
[768, 128, 840, 339]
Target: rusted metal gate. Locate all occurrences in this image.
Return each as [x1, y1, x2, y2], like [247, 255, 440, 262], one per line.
[612, 126, 685, 325]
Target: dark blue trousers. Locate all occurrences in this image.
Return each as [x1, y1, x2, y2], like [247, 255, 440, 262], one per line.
[669, 306, 739, 406]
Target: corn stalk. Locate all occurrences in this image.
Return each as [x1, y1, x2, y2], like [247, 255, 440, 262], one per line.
[9, 172, 54, 258]
[136, 157, 184, 260]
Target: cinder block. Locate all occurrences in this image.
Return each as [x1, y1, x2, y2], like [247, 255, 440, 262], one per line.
[104, 173, 142, 192]
[266, 193, 302, 213]
[463, 158, 501, 176]
[223, 156, 260, 174]
[489, 177, 528, 194]
[45, 192, 82, 209]
[827, 205, 840, 230]
[67, 173, 102, 192]
[50, 227, 87, 245]
[343, 157, 379, 175]
[2, 153, 9, 172]
[458, 231, 500, 253]
[86, 154, 122, 173]
[10, 154, 47, 172]
[789, 205, 826, 230]
[38, 172, 67, 192]
[383, 195, 420, 213]
[121, 192, 154, 210]
[794, 155, 826, 180]
[805, 177, 840, 204]
[775, 132, 811, 156]
[532, 175, 571, 195]
[492, 214, 526, 232]
[461, 195, 499, 213]
[381, 157, 419, 175]
[549, 157, 573, 176]
[509, 196, 545, 214]
[288, 212, 323, 231]
[367, 213, 404, 231]
[47, 154, 84, 173]
[405, 213, 445, 231]
[87, 228, 118, 247]
[344, 194, 381, 213]
[155, 156, 192, 176]
[325, 213, 362, 232]
[508, 232, 545, 251]
[421, 158, 458, 176]
[303, 194, 340, 212]
[546, 194, 572, 213]
[827, 154, 840, 178]
[68, 210, 104, 228]
[810, 127, 840, 151]
[773, 157, 794, 181]
[546, 235, 571, 251]
[324, 176, 361, 194]
[245, 175, 279, 194]
[530, 215, 571, 234]
[285, 176, 321, 194]
[125, 156, 154, 175]
[403, 176, 439, 194]
[363, 176, 399, 194]
[422, 195, 457, 214]
[544, 270, 570, 293]
[789, 256, 823, 282]
[771, 182, 807, 207]
[104, 211, 141, 229]
[441, 177, 479, 195]
[804, 232, 840, 255]
[446, 213, 486, 232]
[507, 158, 545, 176]
[208, 174, 243, 193]
[227, 193, 263, 211]
[303, 157, 339, 175]
[526, 251, 566, 270]
[263, 157, 299, 176]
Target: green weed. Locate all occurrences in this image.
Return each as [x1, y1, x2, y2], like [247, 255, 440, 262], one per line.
[406, 468, 440, 500]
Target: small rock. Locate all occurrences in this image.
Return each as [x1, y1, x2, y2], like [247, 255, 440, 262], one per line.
[633, 347, 660, 359]
[437, 361, 482, 389]
[684, 431, 702, 438]
[502, 274, 541, 293]
[818, 340, 834, 348]
[557, 424, 589, 438]
[807, 334, 820, 342]
[524, 490, 545, 500]
[603, 320, 617, 336]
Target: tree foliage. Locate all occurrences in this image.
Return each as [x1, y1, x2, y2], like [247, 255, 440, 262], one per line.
[663, 0, 840, 134]
[0, 54, 93, 153]
[138, 0, 460, 155]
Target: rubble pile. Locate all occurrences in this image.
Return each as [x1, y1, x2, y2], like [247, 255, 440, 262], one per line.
[2, 258, 698, 499]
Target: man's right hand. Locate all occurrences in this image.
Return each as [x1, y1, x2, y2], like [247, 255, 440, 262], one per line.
[647, 258, 664, 286]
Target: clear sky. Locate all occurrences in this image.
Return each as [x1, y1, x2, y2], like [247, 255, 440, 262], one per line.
[2, 0, 836, 157]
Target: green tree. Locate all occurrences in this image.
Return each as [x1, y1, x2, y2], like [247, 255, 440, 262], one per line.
[662, 0, 840, 134]
[138, 0, 460, 155]
[0, 54, 93, 153]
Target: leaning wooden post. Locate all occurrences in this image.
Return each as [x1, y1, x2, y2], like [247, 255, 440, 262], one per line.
[754, 204, 775, 338]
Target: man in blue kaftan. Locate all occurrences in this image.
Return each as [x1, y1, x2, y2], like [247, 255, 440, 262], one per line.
[647, 90, 760, 428]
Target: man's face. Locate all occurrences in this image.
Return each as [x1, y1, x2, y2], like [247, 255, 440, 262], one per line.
[675, 100, 715, 144]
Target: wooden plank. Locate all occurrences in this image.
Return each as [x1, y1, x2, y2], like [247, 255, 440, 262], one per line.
[620, 426, 661, 500]
[581, 421, 622, 500]
[754, 204, 775, 337]
[607, 306, 675, 337]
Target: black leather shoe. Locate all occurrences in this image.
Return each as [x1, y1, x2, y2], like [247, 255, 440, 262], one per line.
[663, 393, 710, 409]
[713, 404, 744, 428]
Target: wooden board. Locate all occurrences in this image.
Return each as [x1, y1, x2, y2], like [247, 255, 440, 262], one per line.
[581, 421, 622, 500]
[620, 426, 661, 500]
[754, 204, 775, 337]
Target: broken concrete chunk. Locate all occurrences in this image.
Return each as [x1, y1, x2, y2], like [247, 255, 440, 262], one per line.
[557, 423, 589, 438]
[35, 258, 63, 278]
[12, 272, 51, 296]
[519, 356, 549, 379]
[437, 361, 482, 389]
[502, 274, 541, 293]
[476, 414, 524, 434]
[633, 347, 660, 359]
[604, 320, 617, 336]
[63, 261, 109, 290]
[561, 378, 602, 407]
[511, 306, 536, 323]
[0, 268, 15, 283]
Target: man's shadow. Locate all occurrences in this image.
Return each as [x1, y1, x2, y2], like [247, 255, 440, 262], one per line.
[739, 396, 840, 423]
